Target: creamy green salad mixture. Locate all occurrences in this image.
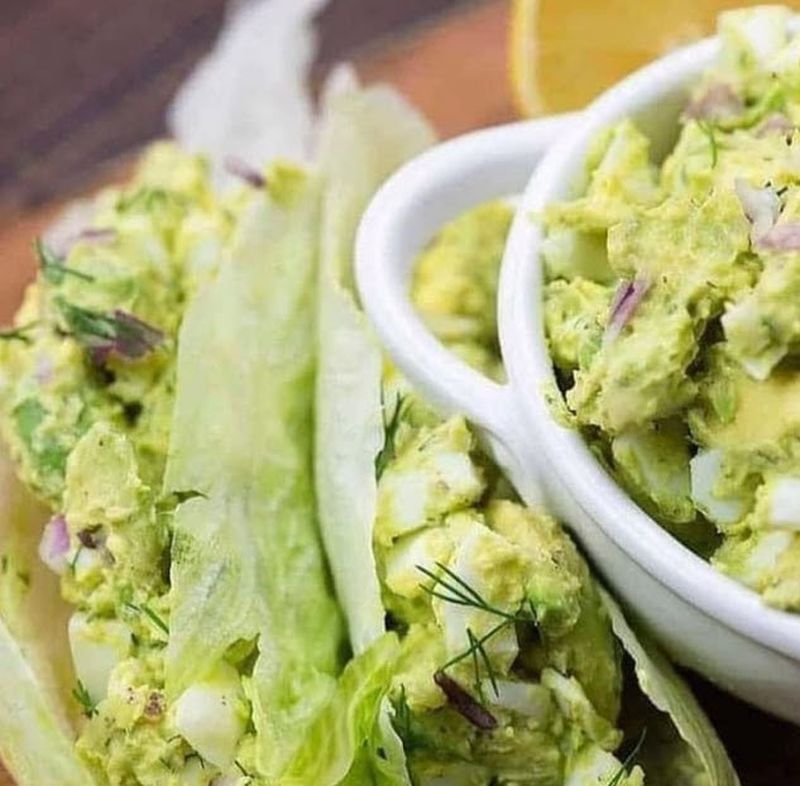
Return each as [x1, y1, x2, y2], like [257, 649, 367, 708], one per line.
[544, 5, 800, 610]
[0, 78, 737, 786]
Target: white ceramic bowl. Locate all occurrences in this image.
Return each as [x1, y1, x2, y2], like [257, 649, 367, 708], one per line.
[356, 36, 800, 722]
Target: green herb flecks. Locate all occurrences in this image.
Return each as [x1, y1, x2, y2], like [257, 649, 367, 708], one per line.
[607, 728, 647, 786]
[117, 187, 184, 214]
[72, 680, 97, 717]
[698, 121, 718, 168]
[375, 394, 406, 480]
[184, 752, 206, 768]
[35, 238, 95, 284]
[418, 561, 534, 623]
[468, 626, 498, 699]
[69, 546, 83, 575]
[124, 601, 169, 636]
[234, 760, 254, 783]
[394, 685, 413, 739]
[392, 684, 427, 767]
[440, 619, 508, 683]
[418, 562, 536, 708]
[0, 322, 38, 344]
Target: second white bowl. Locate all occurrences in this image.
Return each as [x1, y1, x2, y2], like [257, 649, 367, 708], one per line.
[501, 31, 800, 721]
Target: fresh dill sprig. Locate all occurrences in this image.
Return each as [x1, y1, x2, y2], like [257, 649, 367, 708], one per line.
[417, 562, 530, 622]
[607, 728, 648, 786]
[234, 760, 253, 783]
[116, 187, 188, 215]
[440, 618, 509, 675]
[394, 686, 411, 740]
[375, 394, 406, 480]
[124, 601, 169, 636]
[0, 322, 38, 344]
[72, 680, 97, 717]
[35, 238, 95, 284]
[69, 545, 83, 574]
[697, 121, 718, 168]
[418, 563, 537, 709]
[184, 752, 206, 768]
[392, 685, 426, 761]
[468, 627, 498, 699]
[467, 627, 485, 702]
[116, 187, 171, 213]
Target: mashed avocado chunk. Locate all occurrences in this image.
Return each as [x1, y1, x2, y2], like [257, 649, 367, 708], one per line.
[412, 201, 512, 382]
[543, 6, 800, 609]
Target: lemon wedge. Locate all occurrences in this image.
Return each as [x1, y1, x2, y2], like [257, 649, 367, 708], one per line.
[509, 0, 800, 116]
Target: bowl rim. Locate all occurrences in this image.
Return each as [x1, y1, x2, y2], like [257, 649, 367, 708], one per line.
[499, 28, 800, 659]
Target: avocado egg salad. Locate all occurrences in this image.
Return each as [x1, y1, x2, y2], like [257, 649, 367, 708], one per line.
[543, 5, 800, 610]
[0, 81, 737, 785]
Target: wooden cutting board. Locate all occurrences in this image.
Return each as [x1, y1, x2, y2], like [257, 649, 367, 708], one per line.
[0, 2, 798, 784]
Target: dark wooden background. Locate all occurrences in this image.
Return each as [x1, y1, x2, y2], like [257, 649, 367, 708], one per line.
[0, 0, 472, 208]
[0, 2, 798, 784]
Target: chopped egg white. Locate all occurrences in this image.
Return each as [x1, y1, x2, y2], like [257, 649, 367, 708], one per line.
[68, 613, 132, 703]
[769, 476, 800, 530]
[690, 449, 746, 526]
[483, 680, 554, 723]
[384, 527, 453, 599]
[174, 662, 247, 769]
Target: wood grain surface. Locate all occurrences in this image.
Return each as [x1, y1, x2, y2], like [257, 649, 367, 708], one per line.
[0, 2, 798, 785]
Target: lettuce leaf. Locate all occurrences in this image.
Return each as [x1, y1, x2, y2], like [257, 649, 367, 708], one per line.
[601, 589, 740, 786]
[312, 83, 434, 785]
[0, 444, 76, 733]
[165, 169, 345, 777]
[0, 617, 97, 786]
[281, 632, 401, 785]
[315, 83, 435, 655]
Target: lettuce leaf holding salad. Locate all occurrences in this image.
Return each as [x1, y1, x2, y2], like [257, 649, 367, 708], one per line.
[0, 149, 351, 785]
[0, 80, 738, 786]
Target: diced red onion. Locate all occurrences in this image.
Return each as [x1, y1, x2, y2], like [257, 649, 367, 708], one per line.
[756, 113, 795, 138]
[604, 277, 651, 344]
[757, 222, 800, 251]
[735, 179, 781, 243]
[49, 227, 117, 260]
[87, 310, 165, 366]
[434, 671, 497, 730]
[683, 83, 743, 122]
[110, 311, 165, 358]
[38, 514, 70, 574]
[224, 156, 266, 189]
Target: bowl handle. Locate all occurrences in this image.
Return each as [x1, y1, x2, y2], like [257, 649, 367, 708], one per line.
[355, 115, 576, 506]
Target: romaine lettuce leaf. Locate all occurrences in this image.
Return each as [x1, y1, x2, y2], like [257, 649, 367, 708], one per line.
[0, 444, 76, 733]
[165, 168, 345, 777]
[601, 589, 740, 786]
[0, 617, 97, 786]
[315, 83, 435, 655]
